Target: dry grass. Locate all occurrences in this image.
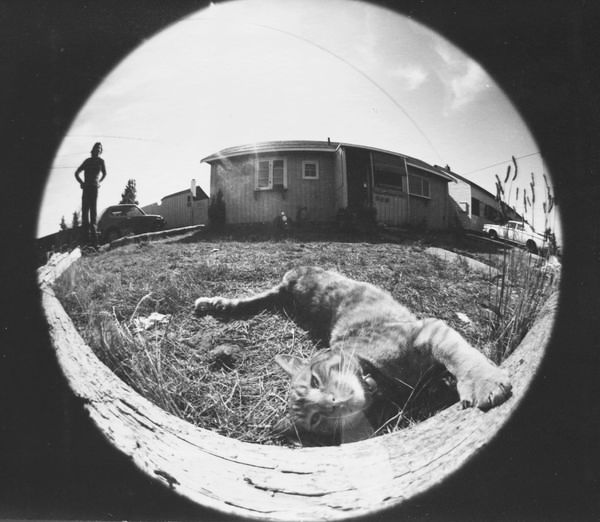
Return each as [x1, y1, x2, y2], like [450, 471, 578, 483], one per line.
[485, 246, 560, 362]
[54, 232, 557, 445]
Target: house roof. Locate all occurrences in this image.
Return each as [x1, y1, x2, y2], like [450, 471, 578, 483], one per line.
[201, 140, 340, 163]
[201, 140, 453, 181]
[162, 187, 209, 201]
[434, 165, 497, 197]
[435, 164, 523, 219]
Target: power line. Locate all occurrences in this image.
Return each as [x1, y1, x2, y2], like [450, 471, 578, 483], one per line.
[464, 152, 542, 175]
[66, 134, 160, 142]
[186, 17, 445, 164]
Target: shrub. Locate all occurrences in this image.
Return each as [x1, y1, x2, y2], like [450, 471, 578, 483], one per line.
[208, 189, 226, 230]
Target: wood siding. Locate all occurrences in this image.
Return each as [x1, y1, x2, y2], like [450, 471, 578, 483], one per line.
[373, 165, 449, 229]
[210, 152, 337, 224]
[207, 144, 451, 230]
[406, 167, 448, 229]
[373, 189, 406, 226]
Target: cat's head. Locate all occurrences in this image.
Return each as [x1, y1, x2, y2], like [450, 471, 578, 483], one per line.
[274, 349, 377, 438]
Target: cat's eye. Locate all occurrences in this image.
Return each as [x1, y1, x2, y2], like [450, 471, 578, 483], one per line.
[310, 374, 320, 388]
[310, 412, 321, 426]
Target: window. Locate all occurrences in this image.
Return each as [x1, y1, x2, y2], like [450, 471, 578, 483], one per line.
[302, 160, 319, 180]
[109, 206, 142, 217]
[272, 159, 285, 189]
[471, 197, 481, 216]
[408, 175, 430, 198]
[255, 158, 287, 190]
[373, 151, 405, 190]
[125, 206, 144, 216]
[374, 168, 403, 189]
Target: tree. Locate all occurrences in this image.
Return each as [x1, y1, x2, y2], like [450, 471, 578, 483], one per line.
[59, 216, 67, 231]
[120, 179, 138, 205]
[71, 211, 80, 229]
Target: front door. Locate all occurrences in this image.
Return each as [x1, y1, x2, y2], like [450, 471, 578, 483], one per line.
[345, 147, 371, 210]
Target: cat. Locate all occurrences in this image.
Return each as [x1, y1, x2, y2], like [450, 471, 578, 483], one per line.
[194, 266, 512, 444]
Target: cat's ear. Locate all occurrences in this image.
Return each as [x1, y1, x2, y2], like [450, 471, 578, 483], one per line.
[274, 354, 305, 376]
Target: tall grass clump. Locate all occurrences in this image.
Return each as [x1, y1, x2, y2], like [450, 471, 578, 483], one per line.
[486, 248, 559, 363]
[487, 157, 560, 362]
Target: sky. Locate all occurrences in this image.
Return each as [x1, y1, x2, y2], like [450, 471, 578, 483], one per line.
[37, 0, 561, 242]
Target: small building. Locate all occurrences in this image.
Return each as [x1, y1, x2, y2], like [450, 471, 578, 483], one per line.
[201, 140, 454, 229]
[436, 165, 522, 232]
[142, 185, 209, 230]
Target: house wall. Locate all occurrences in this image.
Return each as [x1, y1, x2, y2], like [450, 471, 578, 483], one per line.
[447, 178, 473, 229]
[406, 167, 449, 229]
[372, 164, 449, 229]
[207, 145, 450, 229]
[447, 176, 522, 232]
[143, 193, 208, 229]
[209, 152, 337, 224]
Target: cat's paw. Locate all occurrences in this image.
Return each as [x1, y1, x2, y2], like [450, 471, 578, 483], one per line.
[194, 297, 220, 315]
[457, 363, 512, 411]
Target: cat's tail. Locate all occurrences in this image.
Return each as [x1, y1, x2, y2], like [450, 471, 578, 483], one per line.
[194, 283, 285, 317]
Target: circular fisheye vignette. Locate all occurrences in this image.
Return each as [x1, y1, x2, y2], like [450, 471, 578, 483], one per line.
[38, 1, 561, 519]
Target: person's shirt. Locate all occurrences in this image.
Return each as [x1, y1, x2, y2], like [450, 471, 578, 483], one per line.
[75, 156, 106, 187]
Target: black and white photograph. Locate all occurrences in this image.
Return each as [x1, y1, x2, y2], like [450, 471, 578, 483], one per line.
[1, 1, 599, 520]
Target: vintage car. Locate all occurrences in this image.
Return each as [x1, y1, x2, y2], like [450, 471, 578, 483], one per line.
[97, 204, 165, 243]
[483, 220, 546, 253]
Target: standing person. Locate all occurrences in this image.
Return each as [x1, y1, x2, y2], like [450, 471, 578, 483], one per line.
[74, 142, 106, 245]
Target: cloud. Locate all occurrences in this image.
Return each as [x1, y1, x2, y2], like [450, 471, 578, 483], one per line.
[449, 60, 489, 110]
[433, 40, 490, 111]
[391, 64, 428, 90]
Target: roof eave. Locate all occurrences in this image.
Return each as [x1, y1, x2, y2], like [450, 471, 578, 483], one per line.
[201, 147, 339, 164]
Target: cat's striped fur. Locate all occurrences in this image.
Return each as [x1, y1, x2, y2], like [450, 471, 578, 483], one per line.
[194, 266, 511, 443]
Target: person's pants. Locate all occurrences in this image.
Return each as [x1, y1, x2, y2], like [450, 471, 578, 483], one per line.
[81, 186, 98, 243]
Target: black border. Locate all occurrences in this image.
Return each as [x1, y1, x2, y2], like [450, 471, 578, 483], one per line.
[1, 1, 599, 520]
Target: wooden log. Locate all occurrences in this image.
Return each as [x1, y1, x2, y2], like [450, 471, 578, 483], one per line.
[38, 253, 557, 521]
[108, 224, 205, 249]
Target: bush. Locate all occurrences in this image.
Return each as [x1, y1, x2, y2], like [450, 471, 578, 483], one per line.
[208, 189, 226, 230]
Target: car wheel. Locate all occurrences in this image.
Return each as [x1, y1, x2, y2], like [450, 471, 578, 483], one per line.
[526, 240, 538, 254]
[106, 228, 122, 242]
[488, 230, 498, 240]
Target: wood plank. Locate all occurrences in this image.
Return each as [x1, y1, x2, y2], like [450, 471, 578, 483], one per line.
[38, 252, 557, 520]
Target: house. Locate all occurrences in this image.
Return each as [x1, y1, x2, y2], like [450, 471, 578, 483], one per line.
[435, 165, 522, 232]
[142, 184, 209, 230]
[201, 140, 454, 229]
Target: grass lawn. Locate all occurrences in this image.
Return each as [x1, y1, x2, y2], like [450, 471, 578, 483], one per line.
[54, 230, 558, 445]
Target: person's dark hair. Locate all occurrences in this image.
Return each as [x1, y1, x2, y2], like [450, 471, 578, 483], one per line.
[91, 142, 103, 154]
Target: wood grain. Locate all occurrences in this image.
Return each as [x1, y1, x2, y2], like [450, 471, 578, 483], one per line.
[39, 249, 556, 521]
